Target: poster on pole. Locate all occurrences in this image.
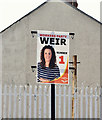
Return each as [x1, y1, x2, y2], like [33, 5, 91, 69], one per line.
[37, 30, 69, 84]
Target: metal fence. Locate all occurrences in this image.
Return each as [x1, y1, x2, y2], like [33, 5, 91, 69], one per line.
[0, 84, 101, 118]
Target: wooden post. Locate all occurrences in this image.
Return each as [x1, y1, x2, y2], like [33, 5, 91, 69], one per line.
[72, 55, 77, 118]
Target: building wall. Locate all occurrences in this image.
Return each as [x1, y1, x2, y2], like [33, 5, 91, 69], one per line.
[1, 2, 101, 87]
[0, 34, 2, 85]
[100, 2, 102, 88]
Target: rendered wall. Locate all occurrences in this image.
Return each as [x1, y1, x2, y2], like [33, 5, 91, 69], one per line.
[1, 1, 101, 88]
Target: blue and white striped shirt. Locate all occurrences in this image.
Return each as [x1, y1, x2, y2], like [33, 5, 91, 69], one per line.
[37, 62, 60, 81]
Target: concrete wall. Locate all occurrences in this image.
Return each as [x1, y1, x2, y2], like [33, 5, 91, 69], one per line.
[0, 34, 2, 85]
[100, 2, 102, 87]
[1, 1, 101, 87]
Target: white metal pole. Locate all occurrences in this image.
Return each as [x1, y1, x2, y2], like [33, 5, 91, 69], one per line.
[34, 85, 37, 118]
[8, 85, 12, 118]
[39, 85, 42, 118]
[80, 86, 83, 118]
[29, 85, 32, 118]
[24, 85, 27, 118]
[90, 88, 93, 118]
[13, 85, 17, 118]
[68, 86, 71, 118]
[63, 86, 66, 118]
[49, 85, 51, 118]
[18, 85, 22, 118]
[85, 87, 88, 118]
[95, 87, 97, 118]
[3, 85, 7, 118]
[44, 86, 47, 118]
[0, 84, 2, 119]
[58, 85, 61, 118]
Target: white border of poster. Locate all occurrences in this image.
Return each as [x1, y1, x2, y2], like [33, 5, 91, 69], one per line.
[37, 30, 69, 84]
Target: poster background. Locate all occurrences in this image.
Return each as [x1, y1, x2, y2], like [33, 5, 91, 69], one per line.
[37, 30, 69, 84]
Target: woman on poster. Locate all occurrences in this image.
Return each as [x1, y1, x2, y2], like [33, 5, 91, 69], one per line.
[37, 45, 60, 82]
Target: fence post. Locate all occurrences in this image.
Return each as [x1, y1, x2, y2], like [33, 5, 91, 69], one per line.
[0, 84, 2, 119]
[95, 87, 98, 118]
[90, 88, 93, 118]
[49, 85, 51, 118]
[39, 85, 42, 118]
[44, 86, 47, 118]
[63, 86, 66, 118]
[100, 87, 102, 119]
[34, 86, 37, 118]
[68, 86, 71, 118]
[85, 87, 88, 118]
[18, 85, 22, 118]
[24, 85, 27, 118]
[58, 85, 61, 118]
[3, 85, 7, 118]
[29, 85, 32, 118]
[13, 85, 17, 118]
[8, 85, 12, 118]
[80, 86, 83, 118]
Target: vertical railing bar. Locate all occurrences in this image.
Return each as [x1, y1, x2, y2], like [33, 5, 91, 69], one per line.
[49, 85, 51, 118]
[95, 87, 97, 118]
[63, 86, 66, 118]
[99, 87, 101, 119]
[18, 85, 22, 118]
[68, 86, 71, 118]
[39, 85, 42, 118]
[58, 85, 61, 118]
[0, 84, 2, 119]
[24, 85, 27, 118]
[44, 86, 47, 118]
[85, 87, 88, 119]
[34, 85, 37, 118]
[29, 85, 32, 118]
[74, 88, 77, 118]
[8, 85, 12, 118]
[90, 88, 93, 118]
[80, 86, 83, 118]
[77, 88, 79, 118]
[3, 85, 7, 118]
[13, 85, 17, 118]
[55, 85, 56, 118]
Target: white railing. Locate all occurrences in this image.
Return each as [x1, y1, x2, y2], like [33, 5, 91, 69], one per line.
[55, 85, 101, 118]
[0, 85, 101, 118]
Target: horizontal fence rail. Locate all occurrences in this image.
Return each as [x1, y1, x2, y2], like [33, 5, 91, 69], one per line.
[0, 85, 101, 118]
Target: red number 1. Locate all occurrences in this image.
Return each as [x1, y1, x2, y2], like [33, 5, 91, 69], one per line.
[59, 56, 65, 64]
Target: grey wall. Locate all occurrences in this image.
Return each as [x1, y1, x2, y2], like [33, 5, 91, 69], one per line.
[100, 2, 102, 87]
[1, 1, 101, 87]
[0, 34, 2, 85]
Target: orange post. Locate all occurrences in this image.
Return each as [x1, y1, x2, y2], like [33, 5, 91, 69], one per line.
[72, 55, 77, 118]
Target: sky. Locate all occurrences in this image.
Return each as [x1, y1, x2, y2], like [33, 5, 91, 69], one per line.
[0, 0, 101, 32]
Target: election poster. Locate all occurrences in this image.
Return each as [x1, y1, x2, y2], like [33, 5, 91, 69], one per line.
[37, 30, 69, 84]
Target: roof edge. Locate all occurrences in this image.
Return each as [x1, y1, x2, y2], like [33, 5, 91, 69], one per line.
[65, 2, 102, 25]
[0, 1, 102, 33]
[0, 1, 47, 33]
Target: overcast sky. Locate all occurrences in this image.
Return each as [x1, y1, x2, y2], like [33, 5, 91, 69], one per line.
[0, 0, 101, 32]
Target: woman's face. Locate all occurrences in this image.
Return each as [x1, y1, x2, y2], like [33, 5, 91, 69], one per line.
[44, 49, 52, 62]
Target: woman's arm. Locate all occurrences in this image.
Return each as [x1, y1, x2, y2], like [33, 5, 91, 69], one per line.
[39, 78, 50, 82]
[55, 65, 60, 78]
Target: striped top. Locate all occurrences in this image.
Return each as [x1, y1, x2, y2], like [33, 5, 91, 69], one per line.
[37, 62, 60, 81]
